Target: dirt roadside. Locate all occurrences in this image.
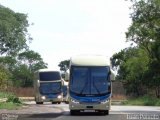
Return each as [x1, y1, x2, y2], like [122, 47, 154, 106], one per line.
[0, 102, 64, 120]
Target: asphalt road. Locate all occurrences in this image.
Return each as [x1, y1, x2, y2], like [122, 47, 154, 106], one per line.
[0, 101, 160, 120]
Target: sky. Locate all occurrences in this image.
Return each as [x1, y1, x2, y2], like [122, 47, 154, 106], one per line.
[1, 0, 132, 69]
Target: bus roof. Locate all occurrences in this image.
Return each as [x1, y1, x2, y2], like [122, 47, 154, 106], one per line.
[70, 55, 110, 66]
[37, 69, 60, 73]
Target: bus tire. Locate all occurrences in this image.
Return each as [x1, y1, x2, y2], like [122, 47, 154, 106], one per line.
[103, 110, 109, 115]
[70, 110, 78, 115]
[52, 102, 57, 104]
[65, 101, 69, 104]
[36, 102, 43, 104]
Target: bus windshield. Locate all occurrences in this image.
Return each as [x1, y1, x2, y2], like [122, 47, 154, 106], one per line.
[39, 82, 61, 94]
[70, 66, 110, 95]
[39, 72, 61, 81]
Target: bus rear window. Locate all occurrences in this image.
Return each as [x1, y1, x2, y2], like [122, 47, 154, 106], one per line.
[39, 72, 61, 81]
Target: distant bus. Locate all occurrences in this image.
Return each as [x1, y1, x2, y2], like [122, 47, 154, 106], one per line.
[68, 55, 115, 115]
[34, 69, 63, 104]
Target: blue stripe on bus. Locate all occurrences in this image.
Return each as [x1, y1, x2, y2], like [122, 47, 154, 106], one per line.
[70, 93, 111, 103]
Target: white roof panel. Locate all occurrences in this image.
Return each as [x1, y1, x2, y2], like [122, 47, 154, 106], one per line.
[38, 69, 60, 72]
[70, 55, 110, 66]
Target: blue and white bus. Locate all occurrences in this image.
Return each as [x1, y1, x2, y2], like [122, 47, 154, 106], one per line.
[34, 69, 63, 104]
[68, 55, 115, 115]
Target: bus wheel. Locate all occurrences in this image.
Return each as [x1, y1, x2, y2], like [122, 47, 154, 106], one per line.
[103, 110, 109, 115]
[70, 110, 75, 115]
[65, 101, 69, 104]
[36, 102, 43, 104]
[70, 110, 79, 115]
[52, 102, 57, 104]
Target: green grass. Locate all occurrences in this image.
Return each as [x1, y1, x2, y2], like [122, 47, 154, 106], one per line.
[123, 96, 160, 106]
[0, 92, 15, 99]
[0, 102, 23, 110]
[0, 92, 24, 110]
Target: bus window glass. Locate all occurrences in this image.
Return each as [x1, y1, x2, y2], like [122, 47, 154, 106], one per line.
[39, 72, 61, 81]
[70, 66, 110, 95]
[91, 67, 109, 94]
[70, 67, 89, 94]
[39, 82, 61, 94]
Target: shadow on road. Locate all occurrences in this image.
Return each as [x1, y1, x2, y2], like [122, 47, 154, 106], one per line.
[63, 111, 108, 116]
[61, 111, 127, 120]
[18, 113, 62, 119]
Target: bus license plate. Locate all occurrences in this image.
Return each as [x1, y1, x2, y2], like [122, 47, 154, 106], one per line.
[84, 110, 95, 112]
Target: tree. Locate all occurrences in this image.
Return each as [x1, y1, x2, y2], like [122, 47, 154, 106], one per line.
[111, 47, 149, 96]
[11, 50, 47, 87]
[0, 65, 11, 90]
[11, 64, 33, 87]
[0, 5, 48, 88]
[126, 0, 160, 59]
[18, 50, 47, 72]
[58, 60, 70, 72]
[0, 5, 32, 56]
[125, 0, 160, 97]
[111, 47, 139, 80]
[0, 56, 17, 70]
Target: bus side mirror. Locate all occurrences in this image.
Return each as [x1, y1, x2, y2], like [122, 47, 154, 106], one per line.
[64, 72, 69, 82]
[110, 70, 115, 81]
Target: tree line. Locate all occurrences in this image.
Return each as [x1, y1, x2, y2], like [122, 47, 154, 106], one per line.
[0, 5, 47, 89]
[111, 0, 160, 98]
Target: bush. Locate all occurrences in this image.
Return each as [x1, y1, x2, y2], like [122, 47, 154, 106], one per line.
[143, 96, 156, 106]
[6, 94, 21, 104]
[0, 92, 23, 110]
[0, 65, 11, 90]
[123, 95, 160, 106]
[0, 102, 22, 110]
[0, 92, 13, 98]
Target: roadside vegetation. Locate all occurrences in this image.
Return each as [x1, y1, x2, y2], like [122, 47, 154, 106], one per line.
[123, 96, 160, 106]
[0, 5, 47, 93]
[0, 92, 13, 98]
[0, 92, 24, 110]
[0, 102, 22, 110]
[111, 0, 160, 100]
[0, 4, 48, 109]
